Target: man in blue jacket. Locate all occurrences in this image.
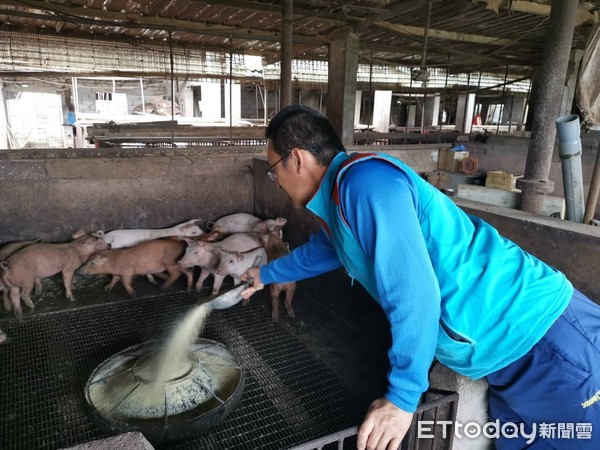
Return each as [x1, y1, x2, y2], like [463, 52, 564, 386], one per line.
[241, 105, 600, 449]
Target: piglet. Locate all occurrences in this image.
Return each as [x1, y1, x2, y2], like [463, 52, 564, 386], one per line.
[93, 219, 203, 249]
[0, 231, 109, 321]
[215, 247, 268, 280]
[79, 238, 192, 296]
[202, 213, 287, 242]
[0, 239, 41, 312]
[178, 232, 263, 294]
[260, 232, 297, 321]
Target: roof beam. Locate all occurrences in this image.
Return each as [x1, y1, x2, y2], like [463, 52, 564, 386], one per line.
[188, 0, 349, 26]
[375, 21, 527, 47]
[473, 0, 597, 25]
[0, 0, 324, 44]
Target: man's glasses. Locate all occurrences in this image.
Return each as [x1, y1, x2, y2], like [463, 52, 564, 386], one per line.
[265, 151, 291, 182]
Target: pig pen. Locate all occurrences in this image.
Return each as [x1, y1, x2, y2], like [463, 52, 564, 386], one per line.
[0, 146, 460, 449]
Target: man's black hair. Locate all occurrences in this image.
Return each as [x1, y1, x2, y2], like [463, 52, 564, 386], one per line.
[265, 104, 346, 166]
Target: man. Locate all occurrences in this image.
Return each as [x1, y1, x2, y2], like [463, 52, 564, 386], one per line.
[241, 104, 600, 449]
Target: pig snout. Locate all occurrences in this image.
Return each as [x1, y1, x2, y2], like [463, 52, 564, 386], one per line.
[177, 258, 190, 267]
[78, 259, 101, 275]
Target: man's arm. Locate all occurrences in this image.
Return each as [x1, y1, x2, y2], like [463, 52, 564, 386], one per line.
[339, 159, 441, 448]
[260, 228, 342, 284]
[242, 227, 343, 298]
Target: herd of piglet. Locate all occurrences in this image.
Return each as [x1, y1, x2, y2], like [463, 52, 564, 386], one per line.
[0, 213, 295, 342]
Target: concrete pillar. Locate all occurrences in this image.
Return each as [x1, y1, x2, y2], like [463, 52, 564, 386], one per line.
[511, 96, 527, 131]
[455, 94, 476, 133]
[500, 95, 526, 127]
[224, 82, 241, 125]
[299, 89, 318, 111]
[407, 104, 416, 128]
[372, 90, 392, 132]
[198, 82, 221, 121]
[354, 91, 362, 127]
[0, 86, 9, 149]
[518, 0, 578, 214]
[327, 33, 359, 146]
[423, 94, 441, 127]
[280, 0, 293, 109]
[179, 82, 194, 118]
[561, 49, 585, 116]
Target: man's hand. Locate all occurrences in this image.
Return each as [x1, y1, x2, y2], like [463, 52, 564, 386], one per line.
[240, 266, 264, 299]
[357, 398, 413, 450]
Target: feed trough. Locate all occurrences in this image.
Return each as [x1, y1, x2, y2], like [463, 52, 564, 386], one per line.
[84, 338, 244, 443]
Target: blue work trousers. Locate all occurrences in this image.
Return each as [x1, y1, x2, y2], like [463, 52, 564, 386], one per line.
[487, 289, 600, 449]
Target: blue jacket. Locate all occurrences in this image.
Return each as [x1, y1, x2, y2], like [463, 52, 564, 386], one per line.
[261, 151, 572, 412]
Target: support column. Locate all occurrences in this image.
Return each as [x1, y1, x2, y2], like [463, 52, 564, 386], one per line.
[407, 105, 416, 128]
[423, 94, 441, 127]
[517, 0, 578, 214]
[280, 0, 293, 109]
[372, 90, 392, 132]
[354, 90, 362, 127]
[0, 85, 9, 149]
[561, 49, 585, 116]
[224, 81, 241, 125]
[511, 96, 527, 131]
[327, 33, 359, 146]
[455, 94, 475, 133]
[199, 82, 221, 121]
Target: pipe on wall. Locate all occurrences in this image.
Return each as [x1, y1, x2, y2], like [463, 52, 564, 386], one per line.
[556, 114, 585, 223]
[583, 142, 600, 224]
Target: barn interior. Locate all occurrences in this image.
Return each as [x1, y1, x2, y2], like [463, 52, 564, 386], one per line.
[1, 1, 600, 449]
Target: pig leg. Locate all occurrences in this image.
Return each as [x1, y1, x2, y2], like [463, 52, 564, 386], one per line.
[269, 285, 282, 321]
[34, 277, 42, 295]
[120, 272, 136, 297]
[195, 269, 211, 292]
[18, 278, 35, 310]
[147, 273, 169, 285]
[9, 287, 23, 322]
[271, 293, 280, 321]
[180, 267, 194, 289]
[211, 273, 226, 295]
[160, 265, 182, 290]
[105, 275, 121, 291]
[3, 290, 11, 311]
[62, 270, 76, 301]
[284, 285, 296, 319]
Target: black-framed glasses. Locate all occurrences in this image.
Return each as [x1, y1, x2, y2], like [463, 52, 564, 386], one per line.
[265, 151, 291, 182]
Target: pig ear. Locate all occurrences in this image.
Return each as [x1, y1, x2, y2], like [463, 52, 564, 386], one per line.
[259, 220, 273, 231]
[72, 229, 86, 239]
[275, 217, 287, 226]
[182, 237, 194, 244]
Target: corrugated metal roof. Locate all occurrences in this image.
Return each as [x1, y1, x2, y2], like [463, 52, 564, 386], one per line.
[0, 0, 597, 76]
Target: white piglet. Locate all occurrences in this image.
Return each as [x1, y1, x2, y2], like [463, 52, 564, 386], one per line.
[94, 219, 203, 249]
[203, 213, 287, 242]
[178, 233, 263, 294]
[215, 247, 267, 280]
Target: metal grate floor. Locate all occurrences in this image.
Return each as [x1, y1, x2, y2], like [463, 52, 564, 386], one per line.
[0, 290, 367, 449]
